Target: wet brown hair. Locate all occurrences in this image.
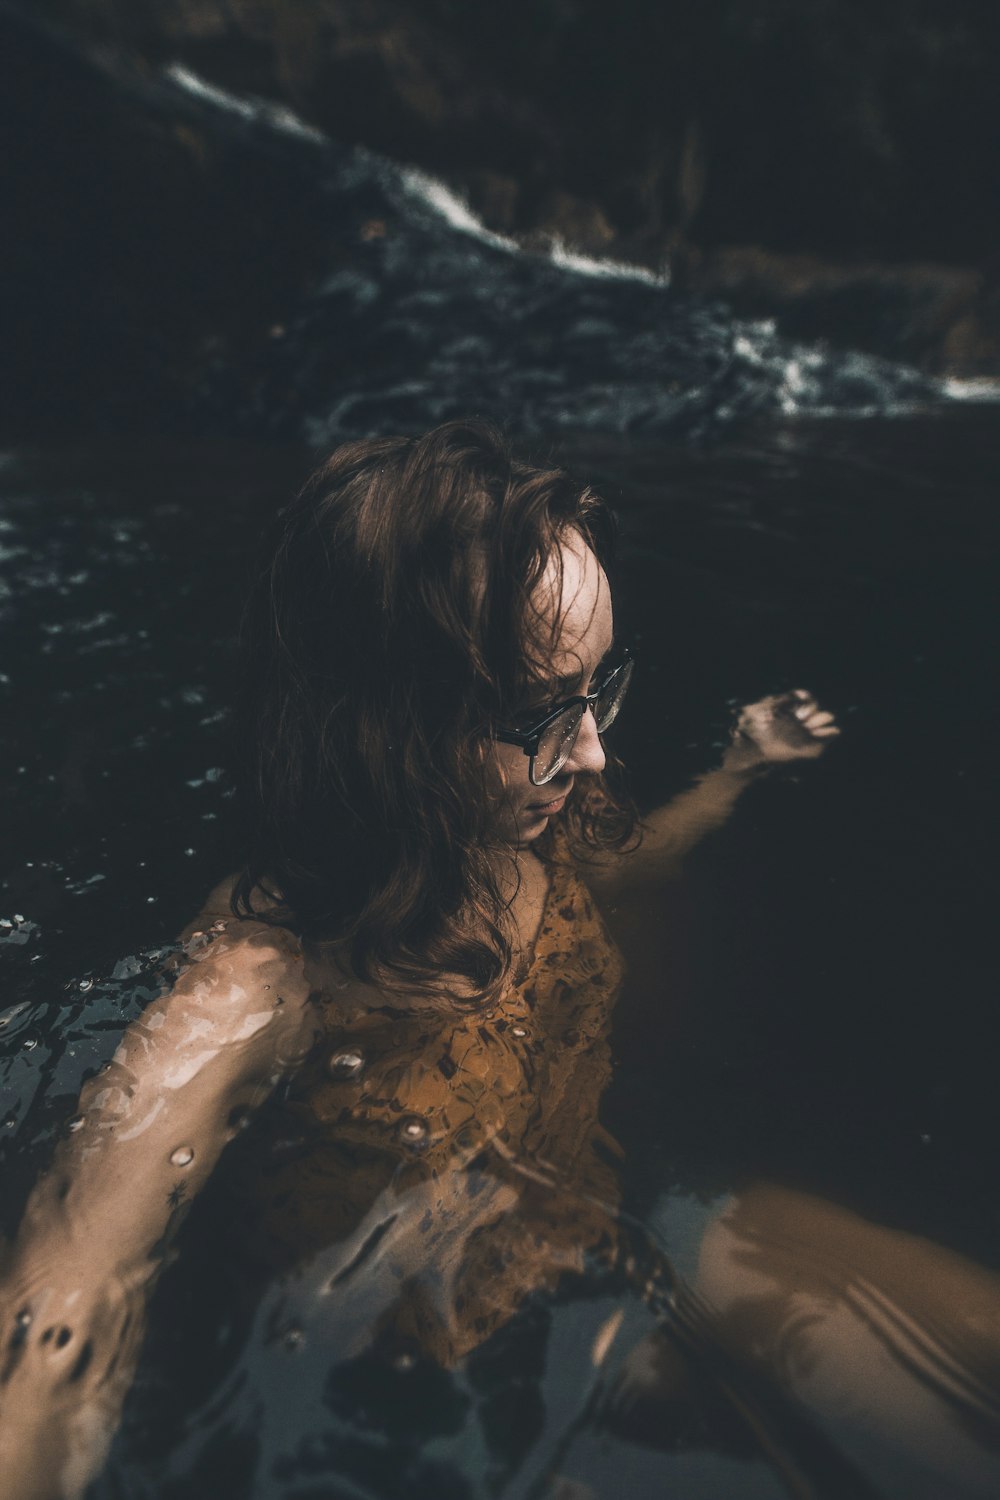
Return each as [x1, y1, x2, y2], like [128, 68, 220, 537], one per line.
[232, 419, 636, 1004]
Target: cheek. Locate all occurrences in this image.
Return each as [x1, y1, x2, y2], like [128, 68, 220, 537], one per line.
[490, 741, 532, 800]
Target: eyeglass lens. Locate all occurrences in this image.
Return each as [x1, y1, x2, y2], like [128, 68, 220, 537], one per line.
[533, 660, 632, 784]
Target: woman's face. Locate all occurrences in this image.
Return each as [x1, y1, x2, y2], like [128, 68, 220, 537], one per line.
[493, 532, 615, 847]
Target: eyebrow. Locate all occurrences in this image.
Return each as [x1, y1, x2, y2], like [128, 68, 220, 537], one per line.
[546, 638, 617, 696]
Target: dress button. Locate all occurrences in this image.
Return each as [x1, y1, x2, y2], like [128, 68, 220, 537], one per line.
[398, 1116, 429, 1149]
[328, 1049, 365, 1079]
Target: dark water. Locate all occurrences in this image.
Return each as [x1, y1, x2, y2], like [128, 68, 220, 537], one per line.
[3, 404, 1000, 1498]
[4, 52, 1000, 1500]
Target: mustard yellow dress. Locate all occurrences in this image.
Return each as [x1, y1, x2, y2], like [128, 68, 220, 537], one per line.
[217, 824, 628, 1365]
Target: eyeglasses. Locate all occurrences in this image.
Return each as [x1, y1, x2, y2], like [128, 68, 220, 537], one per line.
[494, 653, 633, 786]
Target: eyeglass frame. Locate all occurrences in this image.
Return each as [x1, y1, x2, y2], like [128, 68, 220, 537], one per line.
[493, 651, 633, 786]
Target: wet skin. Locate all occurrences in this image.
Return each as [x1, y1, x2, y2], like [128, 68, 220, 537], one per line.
[0, 532, 847, 1500]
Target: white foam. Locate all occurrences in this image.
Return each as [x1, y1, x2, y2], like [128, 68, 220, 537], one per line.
[548, 237, 668, 287]
[399, 168, 669, 287]
[165, 64, 327, 143]
[943, 377, 1000, 402]
[398, 168, 518, 254]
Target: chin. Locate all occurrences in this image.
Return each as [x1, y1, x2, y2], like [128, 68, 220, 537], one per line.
[514, 806, 556, 844]
[516, 823, 546, 845]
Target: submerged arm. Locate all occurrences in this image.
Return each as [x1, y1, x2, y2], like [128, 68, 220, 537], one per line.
[0, 911, 313, 1500]
[592, 690, 839, 896]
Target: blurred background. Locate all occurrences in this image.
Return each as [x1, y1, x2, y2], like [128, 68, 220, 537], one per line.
[2, 0, 999, 436]
[2, 6, 1000, 1496]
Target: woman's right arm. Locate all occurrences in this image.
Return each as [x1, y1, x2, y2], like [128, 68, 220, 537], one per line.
[0, 913, 314, 1500]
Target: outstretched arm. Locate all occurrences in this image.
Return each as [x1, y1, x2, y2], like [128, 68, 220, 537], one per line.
[0, 907, 313, 1500]
[592, 689, 839, 896]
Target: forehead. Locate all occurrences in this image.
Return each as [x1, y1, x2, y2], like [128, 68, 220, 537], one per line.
[532, 532, 613, 674]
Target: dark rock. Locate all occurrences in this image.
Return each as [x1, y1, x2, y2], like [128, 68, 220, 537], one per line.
[30, 1, 1000, 263]
[16, 0, 1000, 376]
[0, 7, 336, 436]
[674, 247, 1000, 377]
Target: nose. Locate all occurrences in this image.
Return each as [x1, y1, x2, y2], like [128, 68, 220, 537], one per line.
[566, 703, 606, 776]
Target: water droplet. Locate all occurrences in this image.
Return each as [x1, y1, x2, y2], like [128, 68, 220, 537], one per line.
[227, 1106, 252, 1135]
[282, 1324, 304, 1351]
[22, 1037, 38, 1051]
[170, 1145, 195, 1167]
[328, 1049, 365, 1080]
[15, 1308, 32, 1329]
[398, 1116, 429, 1148]
[512, 1026, 527, 1038]
[78, 978, 93, 992]
[67, 1116, 84, 1133]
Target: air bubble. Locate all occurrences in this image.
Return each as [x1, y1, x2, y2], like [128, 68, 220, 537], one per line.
[22, 1037, 38, 1051]
[398, 1116, 429, 1148]
[283, 1325, 304, 1351]
[327, 1049, 365, 1080]
[170, 1145, 195, 1167]
[15, 1309, 32, 1330]
[79, 978, 93, 992]
[393, 1352, 416, 1372]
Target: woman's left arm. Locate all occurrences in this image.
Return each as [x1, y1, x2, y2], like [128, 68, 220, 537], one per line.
[590, 689, 839, 897]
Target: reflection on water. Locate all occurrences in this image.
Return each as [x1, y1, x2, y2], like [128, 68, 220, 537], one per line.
[2, 408, 1000, 1495]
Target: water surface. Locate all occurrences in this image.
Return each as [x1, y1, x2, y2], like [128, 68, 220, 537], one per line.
[3, 405, 999, 1495]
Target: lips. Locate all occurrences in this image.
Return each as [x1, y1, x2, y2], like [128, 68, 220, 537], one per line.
[528, 781, 573, 814]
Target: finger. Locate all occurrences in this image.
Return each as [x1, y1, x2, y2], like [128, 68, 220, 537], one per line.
[803, 710, 836, 729]
[791, 688, 815, 701]
[809, 725, 841, 738]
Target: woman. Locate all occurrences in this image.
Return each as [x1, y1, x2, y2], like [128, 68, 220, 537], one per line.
[0, 421, 840, 1497]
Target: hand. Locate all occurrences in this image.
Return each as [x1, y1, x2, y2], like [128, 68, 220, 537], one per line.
[725, 689, 840, 771]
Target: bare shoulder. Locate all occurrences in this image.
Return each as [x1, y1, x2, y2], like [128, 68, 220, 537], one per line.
[130, 872, 317, 1079]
